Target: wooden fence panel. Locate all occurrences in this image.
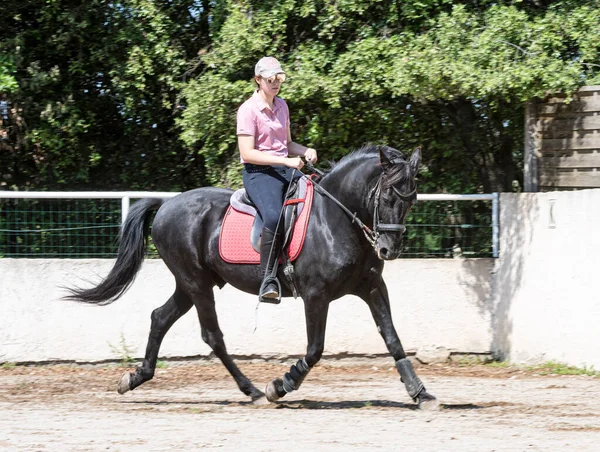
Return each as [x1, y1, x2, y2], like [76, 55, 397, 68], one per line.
[540, 172, 600, 188]
[539, 116, 600, 132]
[525, 86, 600, 191]
[540, 152, 600, 169]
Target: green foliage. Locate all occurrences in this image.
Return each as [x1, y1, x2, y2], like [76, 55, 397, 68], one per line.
[177, 0, 600, 192]
[0, 55, 18, 92]
[1, 1, 599, 193]
[108, 333, 137, 366]
[0, 361, 17, 369]
[178, 75, 250, 186]
[486, 360, 599, 377]
[1, 0, 210, 190]
[485, 360, 511, 369]
[526, 361, 599, 377]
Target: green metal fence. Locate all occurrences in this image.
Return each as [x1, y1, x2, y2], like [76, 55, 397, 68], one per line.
[404, 195, 497, 258]
[0, 192, 498, 258]
[0, 198, 122, 257]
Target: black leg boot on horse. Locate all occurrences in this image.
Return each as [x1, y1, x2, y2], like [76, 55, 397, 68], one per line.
[259, 227, 282, 303]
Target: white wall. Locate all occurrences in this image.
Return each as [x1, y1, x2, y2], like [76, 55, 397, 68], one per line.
[493, 189, 600, 369]
[0, 259, 493, 363]
[3, 189, 599, 367]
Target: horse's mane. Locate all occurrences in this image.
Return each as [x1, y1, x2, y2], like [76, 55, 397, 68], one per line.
[325, 144, 412, 188]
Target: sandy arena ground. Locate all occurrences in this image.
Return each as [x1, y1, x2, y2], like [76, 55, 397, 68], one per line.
[1, 359, 599, 451]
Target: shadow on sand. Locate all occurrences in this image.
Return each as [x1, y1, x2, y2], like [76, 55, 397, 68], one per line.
[120, 399, 485, 411]
[275, 400, 483, 410]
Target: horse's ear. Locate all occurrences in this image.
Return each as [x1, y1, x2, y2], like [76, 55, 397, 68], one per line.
[409, 146, 422, 175]
[378, 146, 394, 173]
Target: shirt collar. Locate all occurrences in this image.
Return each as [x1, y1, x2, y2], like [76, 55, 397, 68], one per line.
[252, 90, 280, 112]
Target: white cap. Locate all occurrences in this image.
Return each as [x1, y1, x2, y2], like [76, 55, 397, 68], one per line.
[255, 57, 285, 78]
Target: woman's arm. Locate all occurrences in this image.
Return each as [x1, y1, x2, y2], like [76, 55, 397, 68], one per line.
[287, 126, 318, 163]
[238, 135, 304, 169]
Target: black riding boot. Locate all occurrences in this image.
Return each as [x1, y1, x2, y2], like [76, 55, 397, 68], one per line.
[259, 227, 282, 303]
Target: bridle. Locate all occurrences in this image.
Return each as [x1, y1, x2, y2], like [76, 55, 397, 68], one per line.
[365, 170, 416, 247]
[302, 159, 416, 251]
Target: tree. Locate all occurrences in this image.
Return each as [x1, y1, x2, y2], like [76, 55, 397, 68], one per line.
[0, 0, 212, 190]
[1, 1, 599, 192]
[180, 0, 600, 192]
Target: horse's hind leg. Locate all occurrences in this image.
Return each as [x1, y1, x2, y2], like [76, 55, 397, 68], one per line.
[117, 288, 193, 394]
[265, 299, 329, 403]
[362, 278, 439, 410]
[192, 287, 266, 403]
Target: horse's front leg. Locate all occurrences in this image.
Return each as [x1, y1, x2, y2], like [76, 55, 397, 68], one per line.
[362, 278, 439, 410]
[265, 299, 329, 402]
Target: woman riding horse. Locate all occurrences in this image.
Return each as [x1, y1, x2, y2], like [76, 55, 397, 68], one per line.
[66, 80, 437, 408]
[237, 56, 318, 302]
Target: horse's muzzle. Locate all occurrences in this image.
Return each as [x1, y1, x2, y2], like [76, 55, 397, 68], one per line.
[376, 245, 402, 260]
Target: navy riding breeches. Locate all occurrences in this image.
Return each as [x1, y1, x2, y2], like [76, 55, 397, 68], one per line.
[242, 163, 301, 232]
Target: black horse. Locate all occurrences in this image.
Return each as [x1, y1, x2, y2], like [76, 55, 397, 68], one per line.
[68, 144, 438, 410]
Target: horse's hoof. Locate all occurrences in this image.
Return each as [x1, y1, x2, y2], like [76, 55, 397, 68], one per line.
[265, 378, 284, 403]
[250, 389, 268, 406]
[417, 392, 439, 411]
[251, 395, 270, 406]
[117, 372, 131, 395]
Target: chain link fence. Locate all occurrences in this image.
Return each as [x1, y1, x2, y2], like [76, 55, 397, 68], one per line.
[0, 192, 498, 258]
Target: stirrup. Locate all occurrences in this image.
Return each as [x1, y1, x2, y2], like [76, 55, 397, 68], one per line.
[259, 277, 281, 304]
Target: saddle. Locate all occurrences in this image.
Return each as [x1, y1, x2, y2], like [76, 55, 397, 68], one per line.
[219, 177, 314, 264]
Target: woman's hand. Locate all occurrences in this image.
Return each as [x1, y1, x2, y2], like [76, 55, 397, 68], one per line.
[305, 148, 318, 164]
[285, 157, 305, 170]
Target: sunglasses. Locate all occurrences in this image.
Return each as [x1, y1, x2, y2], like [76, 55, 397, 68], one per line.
[262, 73, 286, 84]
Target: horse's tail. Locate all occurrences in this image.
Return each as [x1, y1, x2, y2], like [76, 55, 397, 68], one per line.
[65, 198, 165, 305]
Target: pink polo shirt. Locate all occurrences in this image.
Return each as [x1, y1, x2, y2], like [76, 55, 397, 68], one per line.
[236, 91, 290, 163]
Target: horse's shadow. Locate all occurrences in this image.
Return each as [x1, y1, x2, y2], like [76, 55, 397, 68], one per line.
[275, 400, 483, 411]
[121, 399, 483, 411]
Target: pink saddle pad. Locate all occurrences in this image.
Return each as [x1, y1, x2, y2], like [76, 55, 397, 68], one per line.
[219, 180, 314, 264]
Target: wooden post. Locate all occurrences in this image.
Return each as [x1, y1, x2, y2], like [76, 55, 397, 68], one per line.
[524, 100, 539, 192]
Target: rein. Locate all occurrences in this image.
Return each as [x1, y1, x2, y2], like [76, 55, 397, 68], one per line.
[302, 160, 415, 250]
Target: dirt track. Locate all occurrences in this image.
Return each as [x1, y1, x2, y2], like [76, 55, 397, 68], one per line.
[1, 359, 599, 451]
